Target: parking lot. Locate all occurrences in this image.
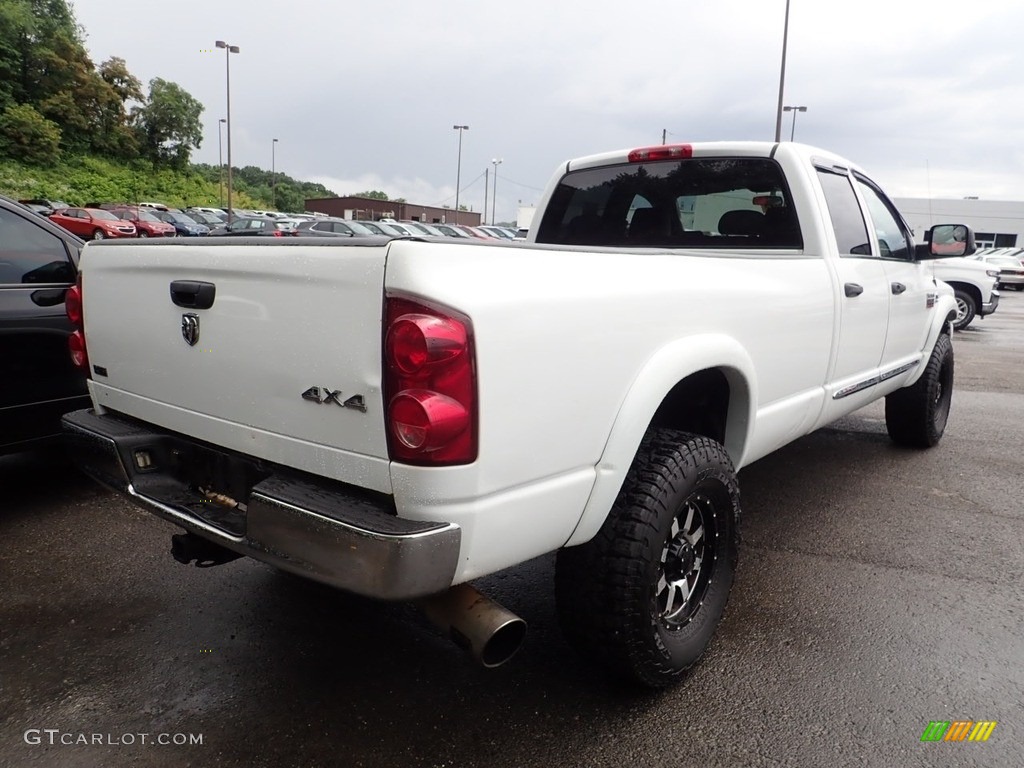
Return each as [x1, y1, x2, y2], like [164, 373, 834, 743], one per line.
[2, 292, 1022, 768]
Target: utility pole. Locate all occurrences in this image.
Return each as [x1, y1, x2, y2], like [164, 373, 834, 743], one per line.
[217, 118, 226, 208]
[452, 124, 469, 225]
[483, 167, 489, 226]
[774, 0, 792, 142]
[272, 138, 278, 209]
[491, 158, 502, 226]
[215, 40, 240, 221]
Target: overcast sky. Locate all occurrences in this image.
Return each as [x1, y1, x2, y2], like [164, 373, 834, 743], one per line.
[70, 0, 1024, 221]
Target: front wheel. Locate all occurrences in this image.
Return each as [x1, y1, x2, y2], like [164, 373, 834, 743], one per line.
[951, 289, 976, 331]
[92, 228, 105, 240]
[555, 429, 740, 688]
[885, 333, 953, 448]
[138, 230, 149, 238]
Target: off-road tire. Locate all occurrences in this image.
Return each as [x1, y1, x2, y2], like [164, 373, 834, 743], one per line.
[885, 333, 954, 448]
[951, 289, 976, 331]
[555, 429, 740, 689]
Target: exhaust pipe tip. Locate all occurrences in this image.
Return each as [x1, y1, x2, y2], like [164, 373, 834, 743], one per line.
[453, 613, 528, 669]
[171, 531, 243, 568]
[420, 583, 527, 668]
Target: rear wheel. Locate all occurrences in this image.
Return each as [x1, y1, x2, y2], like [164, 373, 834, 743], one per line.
[885, 333, 953, 447]
[951, 289, 976, 331]
[92, 229, 105, 240]
[555, 429, 740, 688]
[138, 230, 149, 238]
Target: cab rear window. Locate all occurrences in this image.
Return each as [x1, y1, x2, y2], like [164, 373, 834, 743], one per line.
[534, 157, 802, 249]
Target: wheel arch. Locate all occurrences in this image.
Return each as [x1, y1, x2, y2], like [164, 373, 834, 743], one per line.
[902, 293, 956, 388]
[945, 281, 982, 311]
[564, 334, 756, 547]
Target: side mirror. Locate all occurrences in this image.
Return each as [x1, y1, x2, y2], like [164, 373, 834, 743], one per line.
[916, 224, 976, 260]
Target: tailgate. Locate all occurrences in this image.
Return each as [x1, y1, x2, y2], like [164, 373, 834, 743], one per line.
[81, 239, 392, 492]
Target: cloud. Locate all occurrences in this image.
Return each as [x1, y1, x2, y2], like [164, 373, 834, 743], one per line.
[70, 0, 1024, 206]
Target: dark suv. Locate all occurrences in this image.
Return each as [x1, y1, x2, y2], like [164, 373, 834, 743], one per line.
[0, 194, 89, 455]
[18, 199, 71, 217]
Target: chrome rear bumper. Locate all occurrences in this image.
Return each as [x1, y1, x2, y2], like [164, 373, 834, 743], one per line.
[61, 409, 460, 600]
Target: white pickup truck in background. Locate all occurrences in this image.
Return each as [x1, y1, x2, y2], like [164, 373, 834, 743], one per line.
[63, 141, 974, 688]
[930, 256, 999, 330]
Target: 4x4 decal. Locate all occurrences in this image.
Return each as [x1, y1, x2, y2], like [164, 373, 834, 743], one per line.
[301, 386, 367, 412]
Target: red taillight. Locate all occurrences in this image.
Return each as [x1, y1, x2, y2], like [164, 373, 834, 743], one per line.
[627, 144, 693, 163]
[69, 330, 88, 370]
[65, 283, 83, 325]
[66, 278, 89, 373]
[387, 314, 467, 375]
[389, 391, 469, 451]
[384, 296, 476, 465]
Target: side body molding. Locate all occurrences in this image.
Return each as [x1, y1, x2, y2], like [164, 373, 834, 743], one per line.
[564, 334, 757, 547]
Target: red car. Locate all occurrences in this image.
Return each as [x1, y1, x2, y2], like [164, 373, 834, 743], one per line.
[110, 207, 177, 238]
[50, 207, 136, 240]
[452, 224, 499, 240]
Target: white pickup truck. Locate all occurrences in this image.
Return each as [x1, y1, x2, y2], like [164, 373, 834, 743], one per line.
[63, 141, 974, 688]
[930, 256, 999, 330]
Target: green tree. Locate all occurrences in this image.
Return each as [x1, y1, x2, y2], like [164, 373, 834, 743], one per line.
[98, 56, 142, 103]
[0, 102, 60, 164]
[0, 2, 32, 109]
[131, 77, 203, 168]
[0, 0, 82, 108]
[353, 190, 389, 200]
[0, 1, 145, 159]
[95, 57, 141, 159]
[30, 18, 128, 156]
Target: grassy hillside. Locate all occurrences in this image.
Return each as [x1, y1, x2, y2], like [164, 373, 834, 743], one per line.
[0, 155, 304, 211]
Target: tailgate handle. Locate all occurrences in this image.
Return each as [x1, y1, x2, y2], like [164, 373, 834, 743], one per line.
[170, 281, 216, 309]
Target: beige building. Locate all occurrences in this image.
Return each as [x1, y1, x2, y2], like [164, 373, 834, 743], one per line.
[304, 196, 480, 226]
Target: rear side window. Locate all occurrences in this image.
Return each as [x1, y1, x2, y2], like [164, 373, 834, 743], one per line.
[534, 157, 802, 249]
[0, 207, 74, 285]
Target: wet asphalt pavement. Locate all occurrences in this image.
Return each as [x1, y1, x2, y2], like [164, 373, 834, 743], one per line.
[2, 294, 1023, 768]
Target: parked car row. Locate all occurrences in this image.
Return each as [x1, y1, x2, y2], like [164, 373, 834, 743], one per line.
[22, 198, 520, 243]
[290, 217, 519, 241]
[969, 247, 1024, 290]
[15, 196, 523, 243]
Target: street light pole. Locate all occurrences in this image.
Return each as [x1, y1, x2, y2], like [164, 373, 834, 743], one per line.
[483, 167, 489, 226]
[217, 118, 226, 208]
[452, 124, 468, 224]
[491, 158, 502, 226]
[272, 138, 278, 209]
[783, 105, 807, 141]
[216, 40, 240, 222]
[774, 0, 792, 142]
